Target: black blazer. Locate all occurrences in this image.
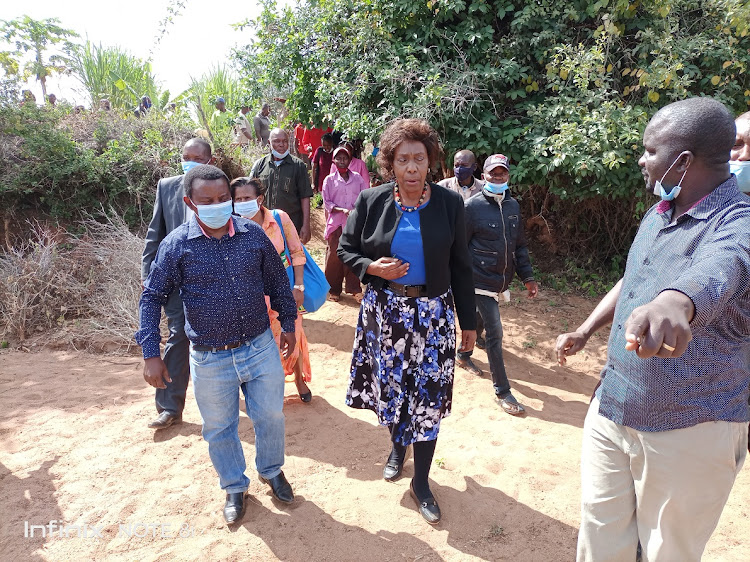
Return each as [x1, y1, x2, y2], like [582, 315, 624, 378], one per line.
[338, 182, 476, 330]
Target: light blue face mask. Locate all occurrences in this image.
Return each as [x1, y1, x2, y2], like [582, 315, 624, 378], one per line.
[653, 154, 688, 201]
[730, 160, 750, 193]
[485, 182, 509, 195]
[234, 199, 260, 218]
[181, 160, 204, 174]
[271, 148, 290, 160]
[191, 199, 233, 229]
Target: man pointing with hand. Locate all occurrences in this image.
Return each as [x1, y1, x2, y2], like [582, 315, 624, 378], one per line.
[556, 97, 750, 562]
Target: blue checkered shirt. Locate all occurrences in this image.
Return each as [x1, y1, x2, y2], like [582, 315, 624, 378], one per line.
[135, 215, 297, 359]
[598, 177, 750, 431]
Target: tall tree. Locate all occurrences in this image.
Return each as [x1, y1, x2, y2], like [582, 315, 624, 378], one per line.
[0, 15, 78, 100]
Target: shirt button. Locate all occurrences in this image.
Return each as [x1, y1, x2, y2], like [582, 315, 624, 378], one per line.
[628, 292, 634, 299]
[617, 324, 621, 329]
[643, 258, 650, 265]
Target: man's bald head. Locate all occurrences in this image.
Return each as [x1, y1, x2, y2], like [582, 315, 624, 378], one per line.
[269, 128, 290, 155]
[648, 97, 735, 167]
[269, 128, 287, 141]
[184, 137, 212, 160]
[454, 150, 476, 167]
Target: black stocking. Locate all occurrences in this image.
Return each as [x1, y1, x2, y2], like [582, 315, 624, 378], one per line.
[412, 438, 437, 500]
[387, 424, 407, 465]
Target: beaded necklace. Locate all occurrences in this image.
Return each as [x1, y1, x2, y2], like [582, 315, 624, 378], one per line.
[394, 183, 428, 212]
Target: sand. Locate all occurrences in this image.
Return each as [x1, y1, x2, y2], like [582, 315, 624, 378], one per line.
[1, 286, 748, 561]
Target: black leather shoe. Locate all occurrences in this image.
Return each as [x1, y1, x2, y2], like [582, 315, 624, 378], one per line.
[223, 492, 246, 524]
[383, 445, 409, 481]
[383, 458, 403, 481]
[299, 391, 312, 403]
[259, 471, 294, 503]
[148, 411, 182, 429]
[410, 482, 441, 524]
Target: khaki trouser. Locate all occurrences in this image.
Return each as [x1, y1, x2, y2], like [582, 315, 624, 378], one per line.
[578, 397, 747, 562]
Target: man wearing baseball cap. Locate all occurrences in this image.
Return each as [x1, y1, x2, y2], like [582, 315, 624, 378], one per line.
[462, 154, 538, 415]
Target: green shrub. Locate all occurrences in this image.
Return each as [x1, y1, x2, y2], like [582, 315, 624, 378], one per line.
[0, 103, 195, 236]
[239, 0, 750, 269]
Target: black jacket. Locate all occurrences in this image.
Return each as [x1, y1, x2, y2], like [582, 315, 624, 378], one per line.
[338, 182, 477, 330]
[464, 191, 534, 293]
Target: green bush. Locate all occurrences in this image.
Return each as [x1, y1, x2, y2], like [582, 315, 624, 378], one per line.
[0, 103, 196, 236]
[238, 0, 750, 271]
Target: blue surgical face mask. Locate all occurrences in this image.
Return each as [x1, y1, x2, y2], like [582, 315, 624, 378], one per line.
[730, 160, 750, 193]
[234, 199, 260, 218]
[653, 154, 688, 201]
[485, 181, 509, 194]
[271, 148, 290, 160]
[191, 199, 233, 229]
[454, 166, 474, 183]
[181, 160, 207, 174]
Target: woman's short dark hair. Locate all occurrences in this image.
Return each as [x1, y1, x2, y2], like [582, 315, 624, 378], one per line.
[376, 119, 442, 180]
[229, 176, 266, 199]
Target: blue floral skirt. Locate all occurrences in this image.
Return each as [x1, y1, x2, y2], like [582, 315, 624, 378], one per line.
[346, 285, 457, 445]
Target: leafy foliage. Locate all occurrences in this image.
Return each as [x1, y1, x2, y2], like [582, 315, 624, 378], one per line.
[0, 15, 78, 100]
[0, 103, 195, 234]
[236, 0, 750, 267]
[68, 41, 164, 111]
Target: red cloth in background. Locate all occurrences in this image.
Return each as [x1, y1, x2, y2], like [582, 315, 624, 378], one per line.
[294, 123, 307, 156]
[302, 126, 332, 159]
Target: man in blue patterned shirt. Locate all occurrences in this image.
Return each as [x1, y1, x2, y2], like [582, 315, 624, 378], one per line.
[556, 98, 749, 561]
[136, 165, 298, 525]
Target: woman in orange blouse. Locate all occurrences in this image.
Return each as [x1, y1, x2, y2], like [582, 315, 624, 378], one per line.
[230, 177, 312, 402]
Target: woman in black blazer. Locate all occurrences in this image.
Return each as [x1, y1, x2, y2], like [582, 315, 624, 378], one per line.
[338, 118, 476, 524]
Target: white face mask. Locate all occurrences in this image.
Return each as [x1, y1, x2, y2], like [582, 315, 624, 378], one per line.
[730, 160, 750, 193]
[234, 199, 260, 218]
[653, 154, 689, 201]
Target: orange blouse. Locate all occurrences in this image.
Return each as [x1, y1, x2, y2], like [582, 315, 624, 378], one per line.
[259, 208, 307, 270]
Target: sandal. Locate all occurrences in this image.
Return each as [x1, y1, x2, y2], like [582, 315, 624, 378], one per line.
[353, 292, 364, 304]
[327, 293, 340, 302]
[497, 393, 526, 416]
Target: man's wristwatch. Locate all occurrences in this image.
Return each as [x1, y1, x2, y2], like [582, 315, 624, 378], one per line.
[294, 284, 305, 291]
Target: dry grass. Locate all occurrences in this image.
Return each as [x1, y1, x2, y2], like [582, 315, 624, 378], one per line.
[0, 214, 148, 351]
[72, 215, 144, 350]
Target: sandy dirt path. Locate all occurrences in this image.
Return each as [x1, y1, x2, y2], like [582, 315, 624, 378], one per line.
[1, 291, 748, 561]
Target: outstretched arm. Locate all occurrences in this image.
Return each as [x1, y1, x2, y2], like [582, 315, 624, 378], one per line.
[555, 279, 623, 365]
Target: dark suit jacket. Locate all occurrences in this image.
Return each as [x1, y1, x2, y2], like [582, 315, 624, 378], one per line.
[141, 174, 191, 280]
[338, 182, 476, 330]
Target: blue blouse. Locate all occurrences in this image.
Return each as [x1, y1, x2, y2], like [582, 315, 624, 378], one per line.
[390, 200, 428, 285]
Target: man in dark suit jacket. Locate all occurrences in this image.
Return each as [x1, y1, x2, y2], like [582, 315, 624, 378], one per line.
[141, 137, 212, 429]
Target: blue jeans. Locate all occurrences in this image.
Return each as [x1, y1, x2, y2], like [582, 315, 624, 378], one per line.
[190, 328, 286, 493]
[155, 290, 190, 416]
[458, 294, 511, 397]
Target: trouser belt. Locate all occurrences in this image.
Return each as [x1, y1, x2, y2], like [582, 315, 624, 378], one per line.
[385, 281, 429, 298]
[192, 340, 250, 352]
